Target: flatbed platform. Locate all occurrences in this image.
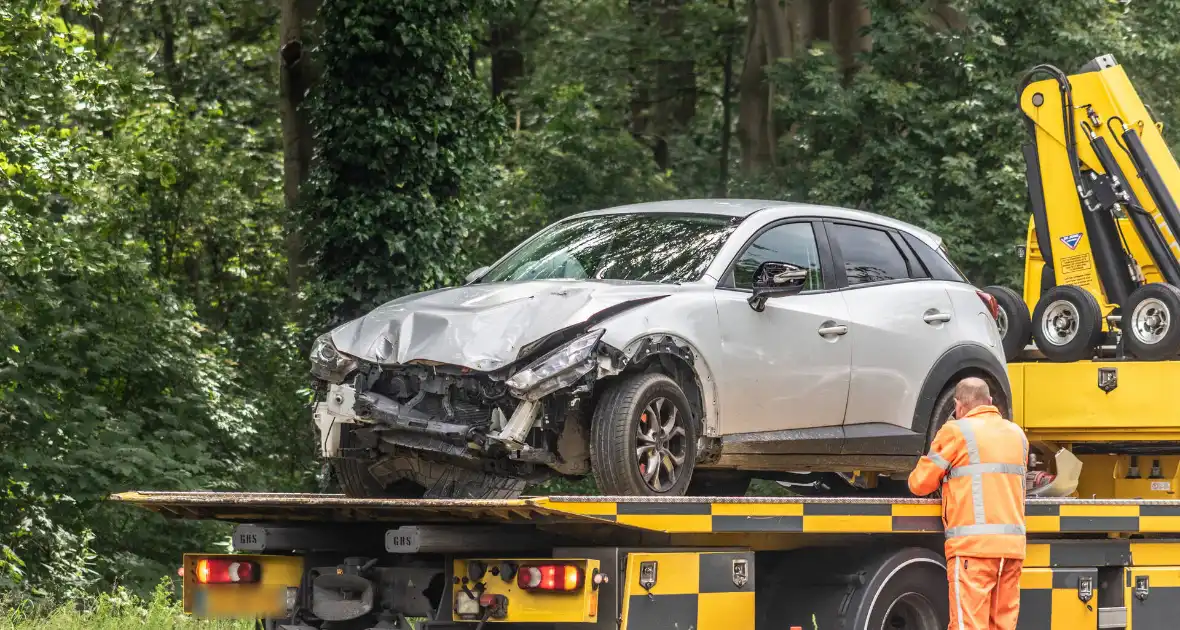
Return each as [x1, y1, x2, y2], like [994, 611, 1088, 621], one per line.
[112, 490, 1180, 536]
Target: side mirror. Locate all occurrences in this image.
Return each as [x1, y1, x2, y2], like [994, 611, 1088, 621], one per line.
[747, 261, 808, 312]
[465, 265, 491, 285]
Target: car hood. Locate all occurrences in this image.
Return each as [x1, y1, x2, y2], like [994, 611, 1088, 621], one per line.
[329, 280, 678, 372]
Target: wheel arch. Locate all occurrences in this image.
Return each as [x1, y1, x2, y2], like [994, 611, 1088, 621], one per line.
[601, 333, 719, 439]
[911, 343, 1013, 443]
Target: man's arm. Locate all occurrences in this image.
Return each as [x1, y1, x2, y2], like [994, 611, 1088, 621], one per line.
[908, 424, 960, 496]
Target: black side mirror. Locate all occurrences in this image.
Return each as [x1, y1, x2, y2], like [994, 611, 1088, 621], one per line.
[748, 261, 809, 311]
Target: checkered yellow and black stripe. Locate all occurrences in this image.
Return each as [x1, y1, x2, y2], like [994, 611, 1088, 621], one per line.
[619, 550, 754, 630]
[540, 498, 1180, 535]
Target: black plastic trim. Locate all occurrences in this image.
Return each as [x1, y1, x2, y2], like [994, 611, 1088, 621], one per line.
[909, 343, 1012, 443]
[1023, 140, 1056, 278]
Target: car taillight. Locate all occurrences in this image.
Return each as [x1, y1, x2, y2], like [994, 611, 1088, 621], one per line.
[195, 558, 260, 584]
[977, 290, 1000, 321]
[516, 564, 583, 592]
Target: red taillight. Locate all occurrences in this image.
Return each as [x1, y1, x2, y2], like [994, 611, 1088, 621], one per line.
[977, 290, 1000, 321]
[516, 564, 583, 591]
[195, 558, 260, 584]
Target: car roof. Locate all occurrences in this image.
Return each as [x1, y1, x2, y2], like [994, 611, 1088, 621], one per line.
[566, 199, 944, 249]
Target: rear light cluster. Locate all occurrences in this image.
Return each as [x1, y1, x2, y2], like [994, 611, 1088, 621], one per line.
[516, 564, 583, 592]
[195, 558, 260, 584]
[976, 290, 1000, 321]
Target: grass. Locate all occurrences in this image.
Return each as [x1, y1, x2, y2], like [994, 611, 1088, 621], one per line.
[2, 581, 252, 630]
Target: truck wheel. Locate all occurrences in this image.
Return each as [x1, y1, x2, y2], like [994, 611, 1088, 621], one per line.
[590, 372, 697, 496]
[983, 285, 1031, 361]
[853, 548, 948, 630]
[335, 425, 525, 499]
[1031, 285, 1104, 362]
[1122, 283, 1180, 360]
[686, 470, 750, 496]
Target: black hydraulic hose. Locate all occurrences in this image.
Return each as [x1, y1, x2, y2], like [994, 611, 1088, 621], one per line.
[1088, 132, 1180, 285]
[1119, 126, 1180, 266]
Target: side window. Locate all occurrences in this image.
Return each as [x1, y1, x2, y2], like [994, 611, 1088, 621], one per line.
[731, 222, 824, 291]
[901, 231, 968, 283]
[829, 223, 910, 286]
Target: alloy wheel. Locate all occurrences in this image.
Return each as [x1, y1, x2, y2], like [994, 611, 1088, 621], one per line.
[635, 397, 688, 492]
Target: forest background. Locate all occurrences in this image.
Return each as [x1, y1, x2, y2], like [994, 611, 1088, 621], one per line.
[5, 0, 1180, 606]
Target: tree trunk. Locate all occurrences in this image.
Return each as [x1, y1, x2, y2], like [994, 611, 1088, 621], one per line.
[651, 0, 696, 171]
[829, 0, 870, 83]
[489, 19, 524, 104]
[159, 1, 181, 101]
[279, 0, 321, 304]
[717, 0, 739, 196]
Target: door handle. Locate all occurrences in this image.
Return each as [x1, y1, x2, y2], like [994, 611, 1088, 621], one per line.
[817, 324, 848, 336]
[923, 311, 952, 324]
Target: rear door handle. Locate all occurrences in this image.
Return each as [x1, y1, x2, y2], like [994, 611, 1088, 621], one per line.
[817, 324, 848, 336]
[923, 311, 951, 324]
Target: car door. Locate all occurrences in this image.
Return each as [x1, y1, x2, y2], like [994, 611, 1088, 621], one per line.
[713, 219, 853, 436]
[825, 220, 958, 445]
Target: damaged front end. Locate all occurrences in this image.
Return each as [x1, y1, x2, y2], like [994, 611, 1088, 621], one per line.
[312, 322, 627, 494]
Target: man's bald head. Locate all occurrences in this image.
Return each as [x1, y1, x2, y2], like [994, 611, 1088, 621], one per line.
[954, 377, 992, 417]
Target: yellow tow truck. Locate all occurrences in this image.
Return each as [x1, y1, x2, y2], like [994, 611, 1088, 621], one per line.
[113, 54, 1180, 629]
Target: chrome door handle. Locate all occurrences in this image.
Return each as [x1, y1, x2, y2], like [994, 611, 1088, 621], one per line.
[817, 324, 848, 336]
[923, 312, 951, 324]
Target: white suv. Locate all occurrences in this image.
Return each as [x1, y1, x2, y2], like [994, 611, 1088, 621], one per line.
[310, 199, 1010, 498]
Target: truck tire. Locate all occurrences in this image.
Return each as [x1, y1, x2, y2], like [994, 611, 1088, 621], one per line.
[1122, 282, 1180, 361]
[983, 285, 1032, 361]
[759, 545, 947, 630]
[590, 372, 698, 496]
[335, 425, 525, 499]
[1031, 285, 1104, 362]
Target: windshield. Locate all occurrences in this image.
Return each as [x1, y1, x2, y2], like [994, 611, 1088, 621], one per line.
[481, 213, 738, 284]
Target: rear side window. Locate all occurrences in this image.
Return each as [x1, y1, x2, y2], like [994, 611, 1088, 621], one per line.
[901, 231, 968, 283]
[828, 223, 910, 285]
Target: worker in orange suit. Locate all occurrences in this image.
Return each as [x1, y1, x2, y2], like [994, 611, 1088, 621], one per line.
[909, 376, 1028, 630]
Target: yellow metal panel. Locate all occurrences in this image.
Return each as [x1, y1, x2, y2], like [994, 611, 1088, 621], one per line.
[696, 592, 755, 630]
[1059, 504, 1139, 518]
[802, 515, 892, 533]
[1017, 362, 1180, 436]
[1020, 568, 1054, 590]
[182, 554, 302, 619]
[451, 557, 601, 624]
[1026, 515, 1061, 532]
[1125, 566, 1180, 628]
[1051, 587, 1096, 629]
[1025, 543, 1052, 568]
[622, 553, 700, 596]
[1130, 543, 1180, 566]
[891, 503, 940, 518]
[712, 502, 803, 516]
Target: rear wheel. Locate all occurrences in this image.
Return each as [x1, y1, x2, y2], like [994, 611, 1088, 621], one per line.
[590, 372, 698, 496]
[334, 424, 525, 499]
[1122, 283, 1180, 360]
[983, 285, 1032, 361]
[1031, 285, 1104, 362]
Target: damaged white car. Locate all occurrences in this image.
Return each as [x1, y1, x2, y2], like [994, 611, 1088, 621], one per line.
[311, 199, 1010, 498]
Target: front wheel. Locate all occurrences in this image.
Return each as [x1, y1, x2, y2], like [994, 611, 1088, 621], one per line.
[590, 372, 698, 496]
[1031, 285, 1104, 362]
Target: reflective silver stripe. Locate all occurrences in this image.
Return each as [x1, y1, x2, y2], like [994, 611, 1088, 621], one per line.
[945, 523, 1026, 538]
[954, 557, 965, 630]
[928, 451, 951, 470]
[948, 463, 1026, 478]
[956, 419, 986, 524]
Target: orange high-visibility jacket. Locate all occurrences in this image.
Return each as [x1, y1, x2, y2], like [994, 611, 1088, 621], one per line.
[908, 404, 1029, 560]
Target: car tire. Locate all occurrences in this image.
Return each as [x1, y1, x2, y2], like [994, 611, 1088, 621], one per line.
[852, 548, 948, 630]
[983, 285, 1031, 361]
[1122, 283, 1180, 361]
[335, 424, 525, 499]
[590, 372, 698, 496]
[686, 470, 751, 496]
[1031, 285, 1104, 362]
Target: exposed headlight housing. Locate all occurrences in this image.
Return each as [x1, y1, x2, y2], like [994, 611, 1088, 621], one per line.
[310, 332, 358, 383]
[506, 329, 604, 400]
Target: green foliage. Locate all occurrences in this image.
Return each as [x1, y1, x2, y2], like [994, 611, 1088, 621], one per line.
[300, 0, 511, 328]
[2, 579, 251, 630]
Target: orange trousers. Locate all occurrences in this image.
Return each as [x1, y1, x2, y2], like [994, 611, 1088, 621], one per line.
[947, 556, 1023, 630]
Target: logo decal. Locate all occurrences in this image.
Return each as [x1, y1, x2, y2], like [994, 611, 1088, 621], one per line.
[732, 558, 749, 589]
[1060, 232, 1083, 250]
[1098, 367, 1118, 393]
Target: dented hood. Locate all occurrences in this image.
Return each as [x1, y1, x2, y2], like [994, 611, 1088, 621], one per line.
[329, 280, 675, 372]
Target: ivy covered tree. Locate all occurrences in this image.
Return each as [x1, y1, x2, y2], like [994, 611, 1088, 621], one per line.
[300, 0, 511, 328]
